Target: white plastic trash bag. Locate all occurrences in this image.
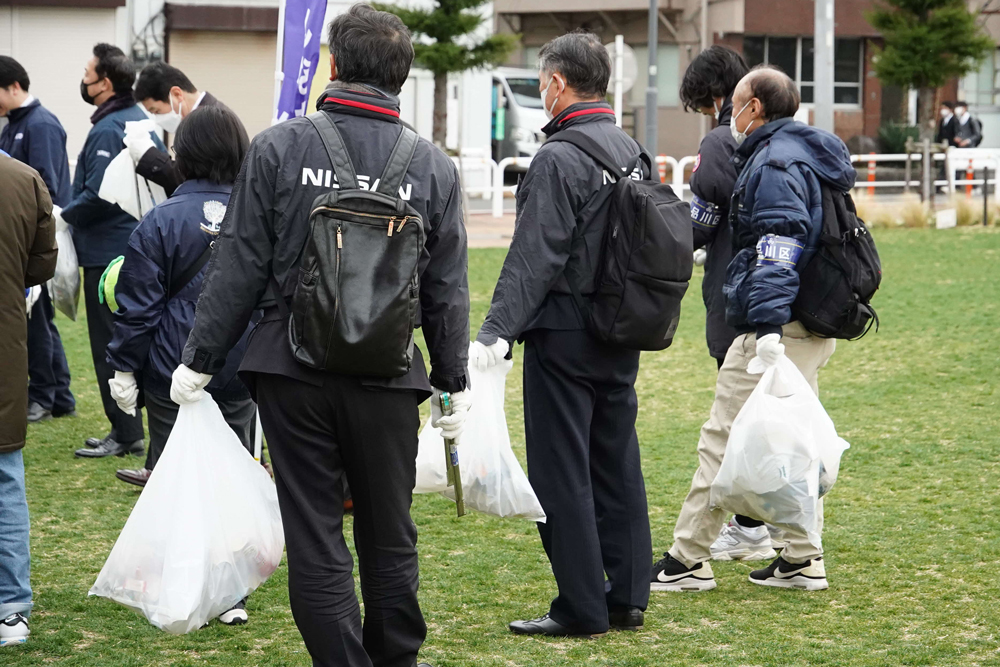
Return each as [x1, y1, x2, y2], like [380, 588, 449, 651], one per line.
[710, 355, 849, 549]
[48, 208, 80, 320]
[90, 396, 284, 634]
[98, 120, 167, 220]
[415, 359, 546, 522]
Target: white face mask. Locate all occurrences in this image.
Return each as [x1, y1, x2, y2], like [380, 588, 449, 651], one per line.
[153, 95, 182, 133]
[730, 100, 753, 146]
[941, 108, 951, 118]
[542, 75, 562, 121]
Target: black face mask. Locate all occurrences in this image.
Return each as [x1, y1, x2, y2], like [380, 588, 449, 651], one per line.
[80, 79, 98, 106]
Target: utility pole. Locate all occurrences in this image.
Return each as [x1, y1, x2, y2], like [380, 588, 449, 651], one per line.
[645, 0, 659, 154]
[813, 0, 835, 132]
[700, 0, 708, 140]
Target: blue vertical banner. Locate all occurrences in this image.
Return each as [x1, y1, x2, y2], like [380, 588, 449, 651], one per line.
[274, 0, 327, 123]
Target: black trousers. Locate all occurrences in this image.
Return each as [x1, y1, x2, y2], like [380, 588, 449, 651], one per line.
[253, 372, 425, 667]
[523, 329, 651, 633]
[144, 391, 256, 470]
[83, 267, 144, 442]
[27, 285, 75, 414]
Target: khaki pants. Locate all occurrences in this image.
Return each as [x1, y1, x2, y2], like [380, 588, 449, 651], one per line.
[669, 322, 836, 566]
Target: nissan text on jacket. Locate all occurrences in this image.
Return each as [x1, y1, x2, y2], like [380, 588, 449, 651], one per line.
[181, 84, 469, 397]
[689, 96, 740, 360]
[477, 101, 647, 345]
[60, 94, 165, 268]
[725, 118, 857, 337]
[0, 155, 57, 452]
[0, 98, 72, 207]
[106, 180, 252, 401]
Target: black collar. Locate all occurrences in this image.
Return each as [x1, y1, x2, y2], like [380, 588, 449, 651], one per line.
[7, 99, 40, 124]
[90, 93, 136, 125]
[317, 83, 401, 124]
[717, 96, 734, 127]
[542, 101, 616, 137]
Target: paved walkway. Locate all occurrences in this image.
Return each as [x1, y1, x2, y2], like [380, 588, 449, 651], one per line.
[466, 212, 515, 248]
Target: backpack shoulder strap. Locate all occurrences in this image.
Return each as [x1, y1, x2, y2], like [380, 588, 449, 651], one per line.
[307, 111, 358, 190]
[376, 126, 419, 197]
[546, 129, 646, 181]
[167, 242, 213, 301]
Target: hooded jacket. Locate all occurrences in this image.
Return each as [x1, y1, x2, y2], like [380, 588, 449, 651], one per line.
[688, 97, 740, 359]
[106, 180, 251, 400]
[476, 101, 648, 345]
[724, 118, 857, 336]
[61, 95, 165, 268]
[0, 155, 57, 453]
[0, 99, 72, 207]
[181, 83, 469, 398]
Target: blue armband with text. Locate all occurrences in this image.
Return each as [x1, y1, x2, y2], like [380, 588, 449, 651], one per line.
[691, 194, 722, 229]
[756, 234, 804, 267]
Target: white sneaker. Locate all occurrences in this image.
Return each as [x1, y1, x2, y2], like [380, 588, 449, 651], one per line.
[710, 520, 778, 561]
[0, 614, 29, 646]
[218, 599, 248, 625]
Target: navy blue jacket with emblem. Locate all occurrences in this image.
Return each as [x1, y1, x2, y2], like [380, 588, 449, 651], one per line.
[0, 99, 72, 207]
[725, 118, 856, 337]
[106, 180, 251, 401]
[61, 95, 164, 268]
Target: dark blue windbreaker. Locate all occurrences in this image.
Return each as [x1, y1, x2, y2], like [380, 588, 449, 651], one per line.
[61, 102, 164, 267]
[724, 118, 857, 336]
[0, 99, 72, 207]
[106, 180, 251, 400]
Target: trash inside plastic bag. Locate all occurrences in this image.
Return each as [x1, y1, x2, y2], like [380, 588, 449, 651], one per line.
[98, 120, 167, 220]
[89, 396, 284, 634]
[710, 355, 849, 548]
[415, 359, 546, 522]
[48, 212, 80, 320]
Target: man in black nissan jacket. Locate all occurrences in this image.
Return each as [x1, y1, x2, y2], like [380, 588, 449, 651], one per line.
[169, 6, 470, 667]
[472, 31, 651, 638]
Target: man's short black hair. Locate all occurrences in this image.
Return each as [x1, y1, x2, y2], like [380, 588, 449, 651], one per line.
[134, 61, 196, 103]
[956, 100, 969, 108]
[679, 46, 748, 111]
[174, 106, 249, 185]
[941, 101, 955, 110]
[92, 43, 135, 95]
[327, 4, 414, 95]
[537, 30, 611, 99]
[0, 56, 29, 92]
[746, 65, 800, 120]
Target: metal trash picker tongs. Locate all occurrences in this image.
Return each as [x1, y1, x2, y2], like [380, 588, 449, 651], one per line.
[439, 392, 465, 517]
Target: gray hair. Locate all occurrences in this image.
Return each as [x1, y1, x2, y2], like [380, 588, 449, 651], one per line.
[538, 31, 611, 99]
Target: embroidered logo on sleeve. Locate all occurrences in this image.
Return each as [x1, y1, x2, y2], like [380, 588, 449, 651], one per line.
[690, 194, 721, 229]
[693, 153, 701, 173]
[96, 149, 112, 158]
[201, 200, 227, 234]
[756, 234, 804, 267]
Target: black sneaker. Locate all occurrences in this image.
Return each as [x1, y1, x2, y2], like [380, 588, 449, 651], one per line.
[749, 556, 828, 591]
[650, 553, 716, 592]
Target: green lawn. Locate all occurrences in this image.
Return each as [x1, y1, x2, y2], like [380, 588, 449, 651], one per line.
[7, 227, 1000, 666]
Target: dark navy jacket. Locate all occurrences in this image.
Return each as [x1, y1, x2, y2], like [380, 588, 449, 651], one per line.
[0, 99, 72, 207]
[106, 180, 251, 401]
[61, 97, 164, 268]
[689, 97, 740, 359]
[477, 102, 647, 345]
[725, 118, 856, 337]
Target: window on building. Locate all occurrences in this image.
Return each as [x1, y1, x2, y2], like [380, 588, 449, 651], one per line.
[961, 50, 999, 107]
[524, 46, 540, 69]
[629, 44, 680, 107]
[742, 36, 863, 107]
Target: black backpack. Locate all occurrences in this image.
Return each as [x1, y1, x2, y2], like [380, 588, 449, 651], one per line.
[282, 111, 424, 377]
[546, 130, 693, 351]
[792, 186, 881, 339]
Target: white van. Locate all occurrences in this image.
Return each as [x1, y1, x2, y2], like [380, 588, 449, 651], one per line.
[491, 67, 549, 166]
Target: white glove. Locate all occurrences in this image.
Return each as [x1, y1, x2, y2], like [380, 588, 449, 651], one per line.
[468, 339, 510, 373]
[755, 333, 786, 367]
[169, 364, 212, 405]
[124, 130, 156, 164]
[52, 205, 67, 232]
[693, 248, 708, 267]
[109, 371, 139, 417]
[431, 388, 472, 442]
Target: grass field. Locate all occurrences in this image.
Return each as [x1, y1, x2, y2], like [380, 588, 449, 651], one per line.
[6, 226, 1000, 667]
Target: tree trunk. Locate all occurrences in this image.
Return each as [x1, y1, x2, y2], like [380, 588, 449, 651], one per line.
[918, 86, 937, 142]
[432, 71, 448, 148]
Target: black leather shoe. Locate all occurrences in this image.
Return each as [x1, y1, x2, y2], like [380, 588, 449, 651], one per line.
[84, 433, 112, 448]
[509, 613, 605, 638]
[608, 606, 643, 631]
[27, 403, 52, 423]
[75, 438, 145, 458]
